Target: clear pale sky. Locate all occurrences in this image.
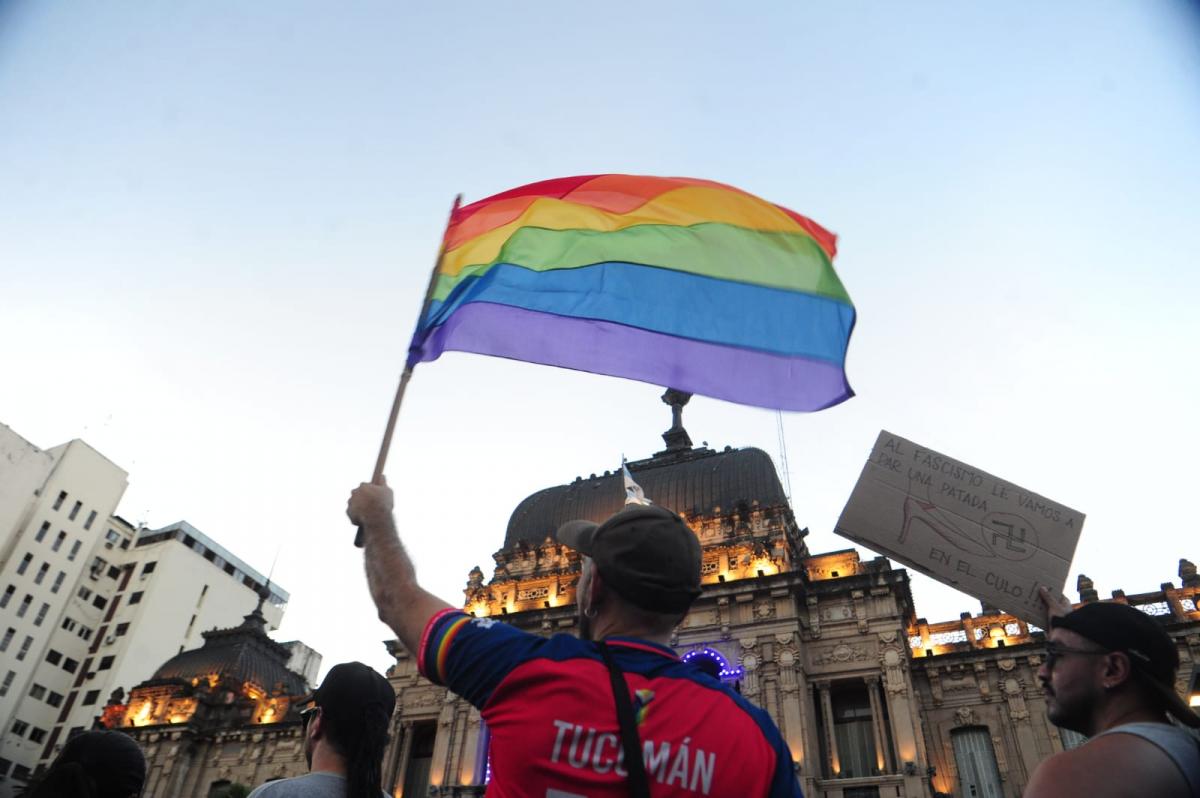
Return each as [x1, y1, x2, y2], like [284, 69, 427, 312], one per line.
[2, 2, 1198, 677]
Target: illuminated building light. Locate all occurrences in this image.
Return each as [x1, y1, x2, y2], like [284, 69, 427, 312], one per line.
[1189, 695, 1199, 708]
[131, 701, 153, 727]
[681, 647, 745, 680]
[752, 559, 778, 576]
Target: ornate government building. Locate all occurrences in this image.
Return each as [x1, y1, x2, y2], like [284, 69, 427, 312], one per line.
[100, 395, 1200, 797]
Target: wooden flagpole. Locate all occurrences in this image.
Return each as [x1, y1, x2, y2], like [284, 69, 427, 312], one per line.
[355, 194, 463, 547]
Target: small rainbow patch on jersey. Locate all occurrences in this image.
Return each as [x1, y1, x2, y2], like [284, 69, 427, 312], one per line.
[633, 689, 655, 726]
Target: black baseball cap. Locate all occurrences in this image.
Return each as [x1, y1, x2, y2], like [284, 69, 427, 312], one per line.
[302, 662, 395, 729]
[1052, 602, 1199, 727]
[557, 504, 702, 613]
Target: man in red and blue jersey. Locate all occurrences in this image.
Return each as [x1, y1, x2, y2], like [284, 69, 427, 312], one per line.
[349, 479, 802, 798]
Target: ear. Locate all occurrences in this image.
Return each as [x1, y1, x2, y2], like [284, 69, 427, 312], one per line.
[586, 566, 605, 610]
[308, 710, 326, 741]
[1102, 651, 1136, 690]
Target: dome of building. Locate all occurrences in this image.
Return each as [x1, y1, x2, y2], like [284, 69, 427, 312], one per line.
[149, 604, 307, 696]
[504, 445, 790, 549]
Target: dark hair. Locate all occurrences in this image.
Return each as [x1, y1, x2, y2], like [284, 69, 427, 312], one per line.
[323, 706, 391, 798]
[29, 731, 146, 798]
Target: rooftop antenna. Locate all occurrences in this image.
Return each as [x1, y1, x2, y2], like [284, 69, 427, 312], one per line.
[265, 545, 282, 597]
[776, 410, 793, 504]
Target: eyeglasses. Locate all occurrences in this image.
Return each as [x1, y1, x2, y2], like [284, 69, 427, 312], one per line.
[1044, 642, 1108, 670]
[300, 706, 320, 728]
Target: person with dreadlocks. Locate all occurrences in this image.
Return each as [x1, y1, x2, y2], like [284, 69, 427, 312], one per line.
[248, 662, 395, 798]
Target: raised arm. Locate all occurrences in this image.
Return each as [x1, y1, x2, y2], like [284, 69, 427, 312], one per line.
[347, 479, 452, 656]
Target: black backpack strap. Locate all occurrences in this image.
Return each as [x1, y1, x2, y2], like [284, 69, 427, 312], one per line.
[598, 641, 652, 798]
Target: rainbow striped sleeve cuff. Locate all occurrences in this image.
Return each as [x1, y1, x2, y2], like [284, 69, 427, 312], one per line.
[418, 609, 472, 685]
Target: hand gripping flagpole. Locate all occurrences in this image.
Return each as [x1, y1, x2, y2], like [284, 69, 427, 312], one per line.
[355, 194, 462, 547]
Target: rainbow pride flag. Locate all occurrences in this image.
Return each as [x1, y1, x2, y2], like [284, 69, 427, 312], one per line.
[407, 174, 855, 411]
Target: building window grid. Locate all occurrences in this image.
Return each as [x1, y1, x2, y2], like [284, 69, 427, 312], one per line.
[34, 603, 49, 626]
[52, 531, 67, 552]
[11, 719, 29, 737]
[0, 586, 14, 609]
[0, 671, 14, 697]
[51, 571, 65, 594]
[68, 540, 81, 561]
[34, 563, 49, 584]
[29, 684, 46, 700]
[35, 522, 50, 542]
[17, 553, 32, 575]
[68, 501, 82, 521]
[16, 595, 32, 618]
[0, 628, 14, 652]
[16, 635, 33, 661]
[84, 510, 97, 530]
[52, 491, 66, 510]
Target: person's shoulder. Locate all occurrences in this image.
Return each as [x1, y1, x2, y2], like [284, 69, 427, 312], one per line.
[662, 665, 788, 744]
[1025, 732, 1191, 798]
[247, 775, 300, 796]
[247, 773, 341, 797]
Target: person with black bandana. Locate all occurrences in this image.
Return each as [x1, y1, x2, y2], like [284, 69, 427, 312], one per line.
[27, 730, 145, 798]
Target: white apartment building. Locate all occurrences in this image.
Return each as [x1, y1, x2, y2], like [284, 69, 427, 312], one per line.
[0, 424, 305, 796]
[0, 424, 130, 791]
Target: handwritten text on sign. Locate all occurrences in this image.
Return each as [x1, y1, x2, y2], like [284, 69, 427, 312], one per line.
[835, 431, 1085, 626]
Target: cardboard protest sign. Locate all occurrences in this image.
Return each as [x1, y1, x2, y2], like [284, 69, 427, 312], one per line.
[835, 431, 1084, 626]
